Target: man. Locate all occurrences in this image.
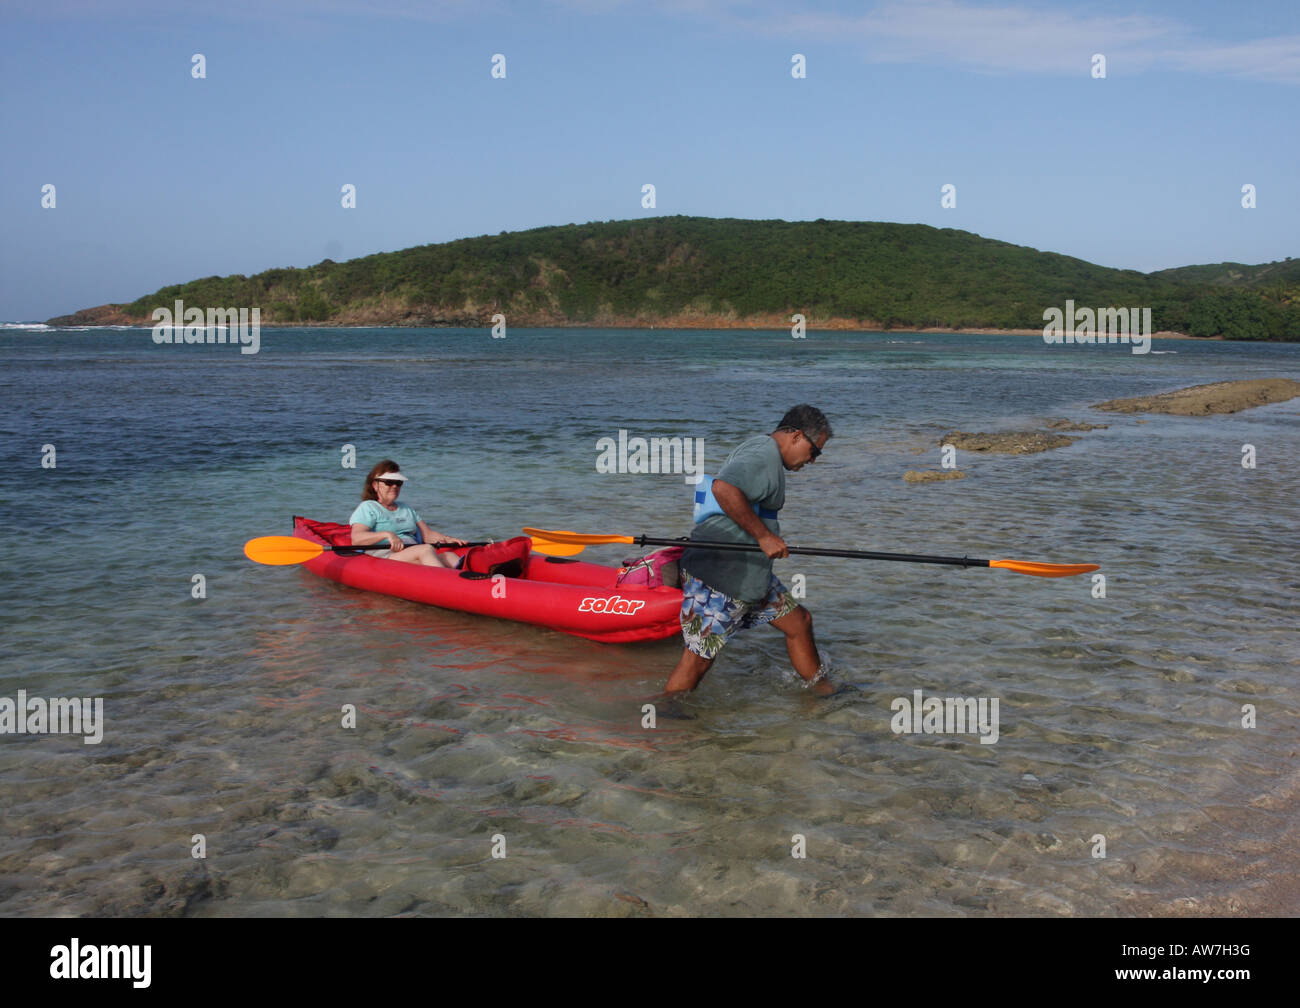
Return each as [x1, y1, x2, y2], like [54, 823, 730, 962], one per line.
[666, 405, 834, 696]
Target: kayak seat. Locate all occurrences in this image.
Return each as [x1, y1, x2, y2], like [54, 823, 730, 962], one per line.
[296, 516, 354, 546]
[460, 536, 533, 579]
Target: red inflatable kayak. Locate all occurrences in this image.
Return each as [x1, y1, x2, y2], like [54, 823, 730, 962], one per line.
[292, 516, 683, 644]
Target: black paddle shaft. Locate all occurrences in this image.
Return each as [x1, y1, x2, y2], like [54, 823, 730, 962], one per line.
[331, 540, 490, 556]
[634, 535, 992, 569]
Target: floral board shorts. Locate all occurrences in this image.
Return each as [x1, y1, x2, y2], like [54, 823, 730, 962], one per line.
[679, 569, 800, 659]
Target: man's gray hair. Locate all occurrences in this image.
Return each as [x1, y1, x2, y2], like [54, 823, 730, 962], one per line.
[776, 405, 831, 439]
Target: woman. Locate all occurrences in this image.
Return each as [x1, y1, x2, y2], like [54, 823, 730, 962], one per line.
[349, 459, 467, 568]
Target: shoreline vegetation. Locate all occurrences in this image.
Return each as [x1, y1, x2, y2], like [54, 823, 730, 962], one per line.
[45, 216, 1300, 342]
[33, 314, 1207, 340]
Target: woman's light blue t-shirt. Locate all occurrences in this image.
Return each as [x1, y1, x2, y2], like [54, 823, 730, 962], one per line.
[348, 500, 423, 543]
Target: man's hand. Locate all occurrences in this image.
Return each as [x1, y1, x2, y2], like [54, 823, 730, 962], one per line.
[757, 532, 789, 559]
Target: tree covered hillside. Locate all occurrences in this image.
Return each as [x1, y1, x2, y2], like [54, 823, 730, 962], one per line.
[49, 217, 1300, 341]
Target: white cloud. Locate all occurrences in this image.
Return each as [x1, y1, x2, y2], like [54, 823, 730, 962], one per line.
[654, 0, 1300, 85]
[1168, 34, 1300, 85]
[822, 1, 1175, 74]
[10, 0, 1299, 83]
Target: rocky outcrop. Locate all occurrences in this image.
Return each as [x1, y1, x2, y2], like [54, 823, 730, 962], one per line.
[1093, 379, 1300, 415]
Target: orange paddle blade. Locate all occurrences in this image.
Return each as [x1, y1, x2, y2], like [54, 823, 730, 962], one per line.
[989, 559, 1100, 578]
[523, 536, 587, 556]
[244, 536, 327, 565]
[522, 527, 636, 547]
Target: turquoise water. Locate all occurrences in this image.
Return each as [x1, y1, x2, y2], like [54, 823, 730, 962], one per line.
[1, 326, 1298, 916]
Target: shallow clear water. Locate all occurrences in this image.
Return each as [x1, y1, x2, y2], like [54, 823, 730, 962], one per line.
[1, 326, 1297, 916]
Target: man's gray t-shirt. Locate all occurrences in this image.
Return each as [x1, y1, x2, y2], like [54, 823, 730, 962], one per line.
[681, 434, 785, 602]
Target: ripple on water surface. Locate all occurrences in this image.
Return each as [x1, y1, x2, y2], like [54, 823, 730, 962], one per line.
[1, 328, 1297, 915]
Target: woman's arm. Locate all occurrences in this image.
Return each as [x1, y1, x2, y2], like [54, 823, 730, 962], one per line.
[418, 520, 466, 546]
[351, 523, 404, 550]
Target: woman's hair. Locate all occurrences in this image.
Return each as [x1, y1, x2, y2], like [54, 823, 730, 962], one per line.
[362, 459, 401, 501]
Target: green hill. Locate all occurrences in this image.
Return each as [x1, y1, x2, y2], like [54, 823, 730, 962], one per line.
[47, 216, 1300, 341]
[1154, 258, 1300, 287]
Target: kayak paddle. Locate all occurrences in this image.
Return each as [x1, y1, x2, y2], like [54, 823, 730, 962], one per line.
[243, 536, 484, 566]
[244, 535, 586, 566]
[522, 528, 1099, 578]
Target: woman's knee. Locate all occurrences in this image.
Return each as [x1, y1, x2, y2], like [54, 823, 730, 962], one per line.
[390, 544, 433, 565]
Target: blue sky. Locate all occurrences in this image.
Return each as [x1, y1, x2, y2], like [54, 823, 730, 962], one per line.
[1, 0, 1297, 321]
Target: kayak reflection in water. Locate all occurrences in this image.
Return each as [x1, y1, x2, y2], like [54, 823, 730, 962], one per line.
[348, 459, 468, 568]
[666, 405, 836, 697]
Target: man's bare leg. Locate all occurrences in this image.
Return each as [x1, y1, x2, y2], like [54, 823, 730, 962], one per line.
[770, 606, 833, 695]
[665, 649, 715, 694]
